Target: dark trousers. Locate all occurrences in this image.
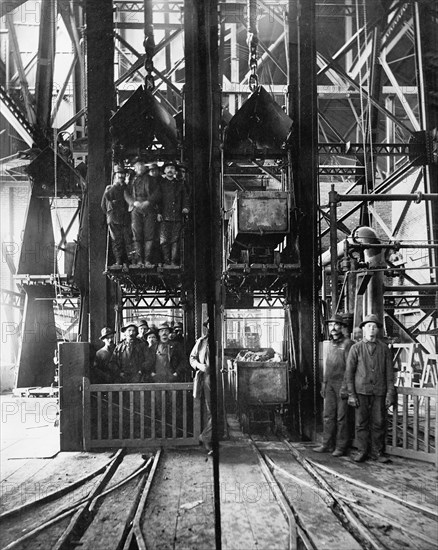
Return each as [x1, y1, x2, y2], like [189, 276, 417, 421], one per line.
[109, 222, 131, 263]
[132, 208, 156, 262]
[322, 383, 349, 451]
[159, 221, 182, 264]
[356, 394, 386, 456]
[201, 373, 212, 444]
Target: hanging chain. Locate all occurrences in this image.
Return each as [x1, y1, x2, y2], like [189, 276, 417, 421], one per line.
[247, 0, 259, 91]
[143, 2, 155, 91]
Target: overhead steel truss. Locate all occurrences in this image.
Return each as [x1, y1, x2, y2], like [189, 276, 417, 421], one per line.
[0, 1, 436, 342]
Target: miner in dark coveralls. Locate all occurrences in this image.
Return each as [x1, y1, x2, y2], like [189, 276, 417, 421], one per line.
[314, 314, 354, 456]
[125, 159, 161, 267]
[346, 314, 395, 463]
[101, 165, 132, 267]
[109, 322, 155, 382]
[157, 160, 190, 265]
[91, 327, 116, 383]
[152, 321, 188, 382]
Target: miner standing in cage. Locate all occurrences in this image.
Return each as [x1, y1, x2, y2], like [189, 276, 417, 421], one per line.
[157, 160, 190, 266]
[125, 159, 161, 268]
[101, 165, 132, 267]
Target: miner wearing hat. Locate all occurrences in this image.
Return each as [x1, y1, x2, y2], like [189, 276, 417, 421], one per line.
[152, 321, 188, 382]
[108, 322, 155, 382]
[137, 319, 149, 344]
[157, 160, 190, 266]
[170, 321, 184, 344]
[346, 314, 395, 463]
[101, 165, 132, 267]
[124, 159, 161, 268]
[314, 314, 354, 457]
[92, 327, 116, 383]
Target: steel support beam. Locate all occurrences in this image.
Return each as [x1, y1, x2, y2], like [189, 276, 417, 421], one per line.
[35, 0, 57, 134]
[184, 0, 222, 540]
[413, 1, 438, 302]
[86, 0, 115, 342]
[288, 0, 319, 440]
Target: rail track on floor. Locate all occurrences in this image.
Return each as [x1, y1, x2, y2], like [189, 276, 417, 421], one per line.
[250, 437, 438, 550]
[0, 448, 162, 550]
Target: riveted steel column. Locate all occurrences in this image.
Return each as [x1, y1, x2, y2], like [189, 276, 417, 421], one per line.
[86, 0, 115, 341]
[288, 0, 319, 440]
[185, 1, 222, 545]
[413, 2, 438, 294]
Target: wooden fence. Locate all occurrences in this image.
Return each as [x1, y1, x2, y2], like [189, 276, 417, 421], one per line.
[83, 379, 201, 450]
[386, 386, 437, 466]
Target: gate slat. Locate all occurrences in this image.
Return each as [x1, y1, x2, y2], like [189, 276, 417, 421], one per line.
[108, 392, 113, 439]
[161, 390, 166, 439]
[402, 394, 408, 449]
[424, 396, 430, 453]
[119, 391, 123, 439]
[413, 394, 419, 451]
[392, 397, 397, 447]
[172, 390, 177, 439]
[183, 390, 187, 438]
[82, 378, 91, 451]
[151, 390, 156, 439]
[140, 390, 145, 439]
[129, 391, 134, 439]
[97, 391, 102, 440]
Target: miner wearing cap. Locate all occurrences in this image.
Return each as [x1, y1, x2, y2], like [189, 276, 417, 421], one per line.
[170, 321, 184, 344]
[157, 160, 190, 266]
[92, 327, 116, 383]
[124, 159, 161, 268]
[346, 313, 395, 463]
[108, 322, 155, 382]
[137, 319, 149, 344]
[101, 165, 132, 267]
[152, 321, 188, 382]
[314, 314, 354, 457]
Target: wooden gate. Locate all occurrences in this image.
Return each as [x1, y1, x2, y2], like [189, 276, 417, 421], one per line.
[83, 379, 201, 449]
[386, 387, 437, 466]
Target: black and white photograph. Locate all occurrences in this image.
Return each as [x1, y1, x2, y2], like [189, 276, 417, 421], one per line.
[0, 1, 437, 548]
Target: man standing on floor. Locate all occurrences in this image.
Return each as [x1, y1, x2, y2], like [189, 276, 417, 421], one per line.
[346, 314, 395, 463]
[314, 314, 354, 457]
[153, 321, 188, 382]
[189, 319, 212, 454]
[109, 322, 155, 382]
[92, 327, 116, 383]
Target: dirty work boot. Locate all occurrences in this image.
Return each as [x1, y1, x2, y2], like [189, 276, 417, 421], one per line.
[353, 451, 367, 462]
[313, 445, 332, 453]
[170, 242, 180, 266]
[143, 241, 155, 268]
[161, 244, 171, 265]
[332, 448, 346, 457]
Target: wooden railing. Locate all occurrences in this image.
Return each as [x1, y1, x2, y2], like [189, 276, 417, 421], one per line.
[386, 386, 437, 466]
[83, 380, 201, 449]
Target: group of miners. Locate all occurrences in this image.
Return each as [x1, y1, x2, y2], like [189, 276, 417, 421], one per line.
[92, 318, 187, 384]
[101, 159, 190, 268]
[315, 313, 395, 464]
